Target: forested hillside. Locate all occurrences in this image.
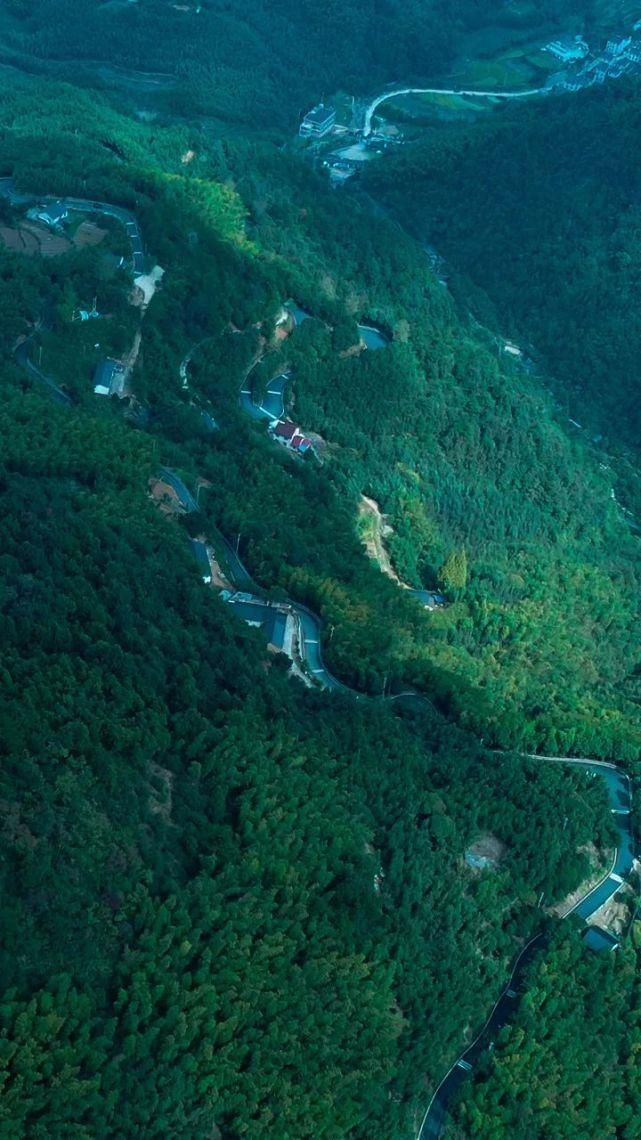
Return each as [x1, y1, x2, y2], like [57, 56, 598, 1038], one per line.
[0, 382, 614, 1136]
[0, 35, 638, 1137]
[0, 0, 594, 126]
[449, 926, 641, 1138]
[0, 76, 640, 757]
[355, 75, 641, 1137]
[363, 80, 641, 494]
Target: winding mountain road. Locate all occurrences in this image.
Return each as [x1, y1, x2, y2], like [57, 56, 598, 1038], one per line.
[0, 178, 145, 272]
[418, 754, 634, 1137]
[231, 339, 636, 1139]
[6, 177, 635, 1140]
[363, 84, 542, 136]
[240, 368, 290, 421]
[217, 531, 347, 690]
[14, 336, 71, 405]
[1, 178, 146, 401]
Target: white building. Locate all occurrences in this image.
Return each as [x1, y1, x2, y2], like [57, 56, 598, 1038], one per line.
[544, 34, 589, 62]
[299, 104, 336, 139]
[27, 201, 69, 229]
[606, 36, 631, 56]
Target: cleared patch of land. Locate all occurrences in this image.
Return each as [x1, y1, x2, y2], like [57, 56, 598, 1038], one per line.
[0, 217, 107, 257]
[358, 495, 401, 583]
[464, 833, 505, 872]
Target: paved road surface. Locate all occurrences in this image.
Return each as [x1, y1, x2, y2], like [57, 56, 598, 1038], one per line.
[1, 179, 145, 398]
[5, 180, 634, 1139]
[218, 532, 346, 689]
[158, 467, 199, 512]
[418, 933, 546, 1137]
[0, 179, 145, 272]
[295, 603, 348, 691]
[240, 369, 290, 421]
[363, 84, 542, 136]
[14, 337, 71, 405]
[418, 755, 635, 1137]
[555, 761, 634, 919]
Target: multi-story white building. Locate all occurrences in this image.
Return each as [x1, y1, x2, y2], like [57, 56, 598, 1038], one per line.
[299, 104, 336, 139]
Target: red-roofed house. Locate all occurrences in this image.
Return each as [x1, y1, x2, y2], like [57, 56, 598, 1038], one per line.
[270, 419, 313, 454]
[272, 419, 298, 442]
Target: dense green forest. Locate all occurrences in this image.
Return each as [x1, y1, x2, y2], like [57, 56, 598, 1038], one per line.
[340, 72, 641, 1140]
[0, 0, 595, 126]
[1, 74, 640, 757]
[0, 383, 615, 1136]
[363, 80, 641, 496]
[0, 24, 638, 1137]
[448, 924, 641, 1138]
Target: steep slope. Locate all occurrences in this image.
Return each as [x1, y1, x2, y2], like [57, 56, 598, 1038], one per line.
[0, 0, 595, 126]
[1, 76, 640, 755]
[363, 80, 641, 470]
[0, 32, 635, 1140]
[0, 388, 613, 1137]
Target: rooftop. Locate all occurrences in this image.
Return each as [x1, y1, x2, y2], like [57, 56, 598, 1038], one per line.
[273, 419, 298, 440]
[583, 925, 620, 953]
[545, 34, 588, 59]
[39, 201, 68, 225]
[302, 104, 335, 126]
[267, 609, 288, 650]
[227, 598, 289, 650]
[93, 358, 125, 396]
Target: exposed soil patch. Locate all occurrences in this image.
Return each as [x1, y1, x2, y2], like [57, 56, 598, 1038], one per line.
[0, 218, 107, 258]
[148, 477, 188, 516]
[464, 833, 505, 872]
[589, 879, 635, 936]
[11, 222, 71, 256]
[73, 220, 107, 247]
[358, 494, 401, 583]
[133, 265, 164, 308]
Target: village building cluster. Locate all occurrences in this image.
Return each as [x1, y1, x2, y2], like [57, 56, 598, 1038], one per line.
[545, 28, 641, 91]
[299, 19, 641, 176]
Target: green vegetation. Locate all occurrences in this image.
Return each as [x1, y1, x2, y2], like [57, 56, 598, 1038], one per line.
[195, 199, 641, 758]
[0, 30, 637, 1137]
[0, 0, 595, 127]
[0, 381, 615, 1136]
[1, 74, 639, 759]
[448, 924, 641, 1138]
[363, 80, 641, 496]
[358, 71, 641, 1140]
